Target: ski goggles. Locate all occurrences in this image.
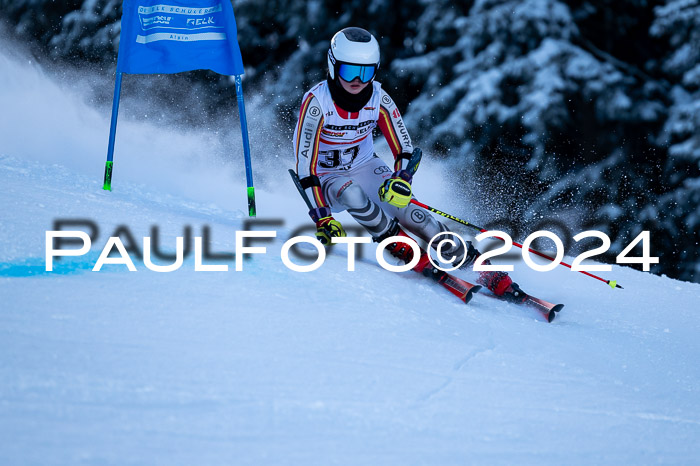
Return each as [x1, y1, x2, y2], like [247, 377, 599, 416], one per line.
[337, 63, 377, 83]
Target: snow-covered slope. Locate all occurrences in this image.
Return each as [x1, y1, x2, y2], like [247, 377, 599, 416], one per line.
[1, 45, 700, 465]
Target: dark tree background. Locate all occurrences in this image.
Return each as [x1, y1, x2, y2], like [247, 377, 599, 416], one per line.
[1, 0, 698, 283]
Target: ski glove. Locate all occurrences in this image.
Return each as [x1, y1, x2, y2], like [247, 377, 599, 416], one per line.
[378, 170, 413, 208]
[316, 216, 346, 245]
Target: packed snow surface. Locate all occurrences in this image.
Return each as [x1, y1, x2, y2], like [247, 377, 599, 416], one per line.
[1, 45, 700, 465]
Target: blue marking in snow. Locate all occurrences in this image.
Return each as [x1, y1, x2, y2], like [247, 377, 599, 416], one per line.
[0, 255, 101, 277]
[0, 255, 221, 277]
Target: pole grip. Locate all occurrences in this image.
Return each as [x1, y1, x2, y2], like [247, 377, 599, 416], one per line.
[406, 148, 422, 176]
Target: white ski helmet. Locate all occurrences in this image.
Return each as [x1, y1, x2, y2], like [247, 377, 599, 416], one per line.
[327, 27, 380, 83]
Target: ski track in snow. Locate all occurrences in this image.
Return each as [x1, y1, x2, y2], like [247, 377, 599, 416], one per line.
[2, 44, 700, 465]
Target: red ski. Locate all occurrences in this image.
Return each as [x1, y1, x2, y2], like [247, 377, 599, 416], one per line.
[418, 263, 482, 304]
[497, 283, 563, 323]
[522, 293, 563, 323]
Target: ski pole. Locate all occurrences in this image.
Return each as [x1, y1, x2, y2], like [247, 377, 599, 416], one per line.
[288, 169, 314, 210]
[409, 198, 623, 289]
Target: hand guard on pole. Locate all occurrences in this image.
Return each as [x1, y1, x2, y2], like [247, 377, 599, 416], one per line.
[379, 170, 413, 208]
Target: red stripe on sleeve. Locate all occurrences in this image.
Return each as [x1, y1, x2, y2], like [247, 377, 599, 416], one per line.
[378, 107, 401, 156]
[310, 121, 327, 206]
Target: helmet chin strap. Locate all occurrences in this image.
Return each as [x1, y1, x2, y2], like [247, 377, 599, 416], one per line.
[327, 76, 374, 113]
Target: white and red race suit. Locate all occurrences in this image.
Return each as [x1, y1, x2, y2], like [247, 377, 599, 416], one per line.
[293, 80, 413, 211]
[292, 79, 472, 268]
[292, 80, 508, 295]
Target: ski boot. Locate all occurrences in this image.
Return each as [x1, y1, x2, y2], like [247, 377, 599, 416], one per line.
[477, 268, 526, 303]
[384, 228, 448, 281]
[385, 229, 417, 264]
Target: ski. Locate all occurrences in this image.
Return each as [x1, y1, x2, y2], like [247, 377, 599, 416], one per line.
[419, 265, 482, 304]
[509, 284, 563, 323]
[478, 283, 562, 322]
[523, 293, 564, 323]
[415, 260, 560, 320]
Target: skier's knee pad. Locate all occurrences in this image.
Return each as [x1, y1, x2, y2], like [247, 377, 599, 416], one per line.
[396, 204, 435, 231]
[336, 181, 369, 211]
[399, 207, 453, 246]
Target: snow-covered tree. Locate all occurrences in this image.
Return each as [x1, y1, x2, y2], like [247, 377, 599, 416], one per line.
[0, 0, 697, 282]
[647, 0, 700, 281]
[392, 0, 667, 249]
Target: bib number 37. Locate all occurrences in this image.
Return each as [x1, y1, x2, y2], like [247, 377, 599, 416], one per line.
[319, 146, 360, 169]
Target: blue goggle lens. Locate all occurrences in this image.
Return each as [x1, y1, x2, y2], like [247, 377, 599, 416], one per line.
[338, 63, 376, 83]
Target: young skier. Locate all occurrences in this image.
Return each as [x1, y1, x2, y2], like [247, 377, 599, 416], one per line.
[293, 27, 520, 299]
